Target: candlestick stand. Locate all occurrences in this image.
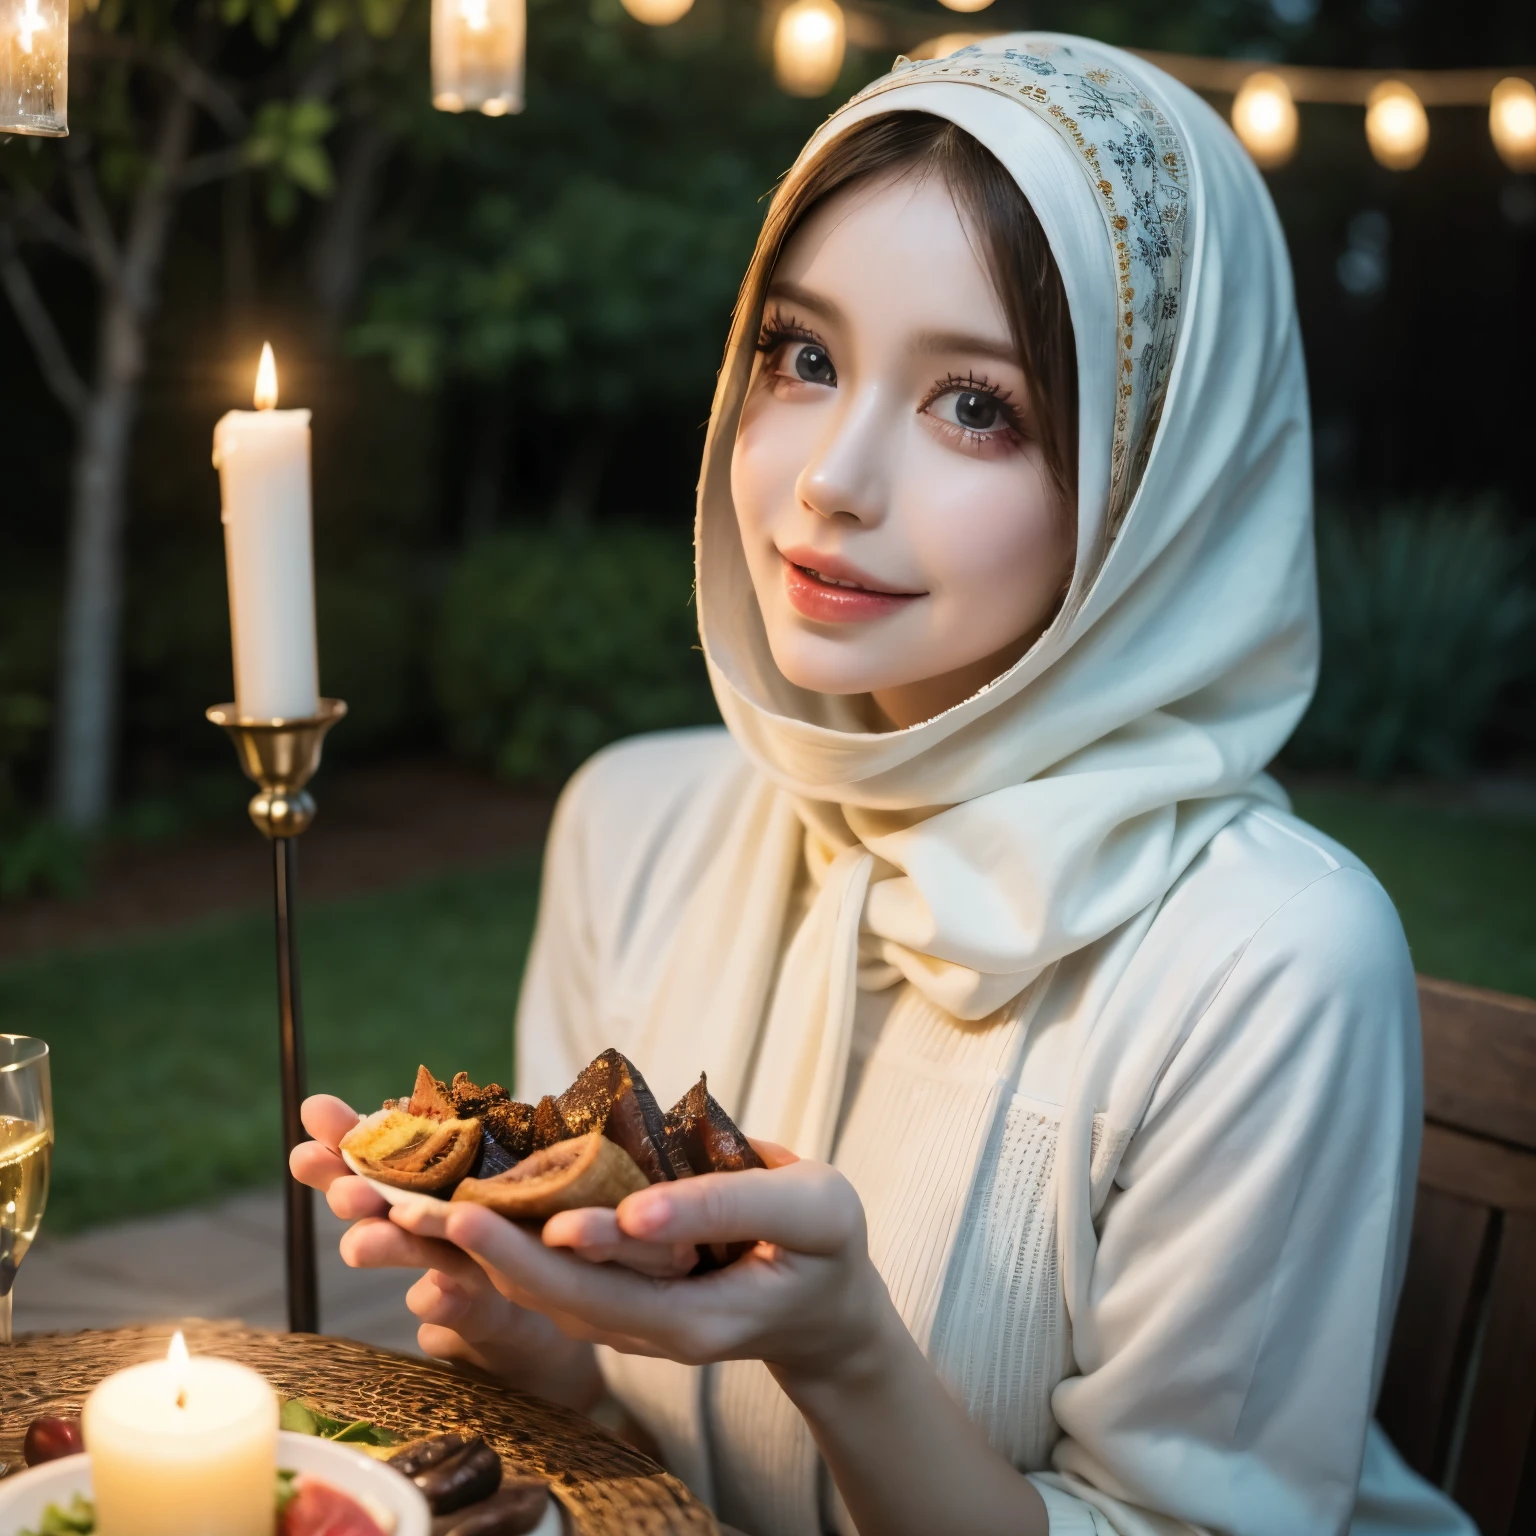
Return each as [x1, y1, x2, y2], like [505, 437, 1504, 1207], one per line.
[207, 699, 347, 1334]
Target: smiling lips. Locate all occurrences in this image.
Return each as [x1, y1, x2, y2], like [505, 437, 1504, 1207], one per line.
[780, 551, 922, 624]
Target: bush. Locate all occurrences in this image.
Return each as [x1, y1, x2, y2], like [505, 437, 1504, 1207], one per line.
[1289, 502, 1536, 777]
[433, 525, 717, 782]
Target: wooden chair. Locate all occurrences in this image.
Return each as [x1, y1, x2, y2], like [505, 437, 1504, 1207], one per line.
[1377, 976, 1536, 1535]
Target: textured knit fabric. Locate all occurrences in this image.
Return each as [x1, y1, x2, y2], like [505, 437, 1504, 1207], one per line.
[516, 732, 1474, 1536]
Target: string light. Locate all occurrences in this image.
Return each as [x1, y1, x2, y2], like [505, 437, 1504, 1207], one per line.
[1489, 77, 1536, 172]
[432, 0, 525, 116]
[1365, 80, 1429, 170]
[620, 0, 695, 23]
[774, 0, 845, 98]
[0, 0, 67, 136]
[935, 0, 995, 14]
[1231, 72, 1299, 168]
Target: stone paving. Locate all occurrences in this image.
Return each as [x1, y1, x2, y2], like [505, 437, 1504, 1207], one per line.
[14, 1188, 420, 1354]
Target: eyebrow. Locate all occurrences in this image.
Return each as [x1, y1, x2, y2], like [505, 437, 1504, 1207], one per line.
[763, 282, 1018, 367]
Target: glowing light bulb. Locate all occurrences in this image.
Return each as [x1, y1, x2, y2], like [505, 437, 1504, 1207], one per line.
[253, 343, 279, 411]
[1365, 80, 1429, 171]
[774, 0, 845, 98]
[1, 0, 68, 135]
[432, 0, 524, 116]
[936, 0, 995, 13]
[1489, 77, 1536, 173]
[1231, 72, 1299, 169]
[620, 0, 694, 23]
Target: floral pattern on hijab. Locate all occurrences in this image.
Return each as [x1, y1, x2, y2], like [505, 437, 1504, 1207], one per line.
[851, 38, 1189, 536]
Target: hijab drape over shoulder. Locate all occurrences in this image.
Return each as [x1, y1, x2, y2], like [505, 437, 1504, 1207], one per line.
[630, 34, 1318, 1164]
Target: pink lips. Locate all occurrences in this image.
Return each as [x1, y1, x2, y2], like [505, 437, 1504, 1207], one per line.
[778, 549, 922, 624]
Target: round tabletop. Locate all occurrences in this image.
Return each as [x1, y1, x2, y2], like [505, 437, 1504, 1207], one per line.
[0, 1320, 717, 1536]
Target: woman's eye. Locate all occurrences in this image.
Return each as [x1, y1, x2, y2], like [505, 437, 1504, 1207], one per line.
[781, 341, 836, 386]
[931, 388, 1007, 433]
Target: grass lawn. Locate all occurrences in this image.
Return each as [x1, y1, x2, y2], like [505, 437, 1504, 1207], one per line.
[0, 787, 1530, 1234]
[0, 858, 541, 1232]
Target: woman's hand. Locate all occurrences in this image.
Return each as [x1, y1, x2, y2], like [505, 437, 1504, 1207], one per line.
[387, 1145, 895, 1387]
[288, 1096, 602, 1410]
[388, 1143, 1048, 1536]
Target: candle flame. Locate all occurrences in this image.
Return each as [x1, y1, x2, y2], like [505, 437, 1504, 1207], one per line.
[17, 0, 42, 54]
[167, 1329, 190, 1408]
[254, 342, 279, 411]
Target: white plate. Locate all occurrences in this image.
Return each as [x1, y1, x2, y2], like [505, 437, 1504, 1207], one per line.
[0, 1431, 437, 1535]
[341, 1150, 456, 1213]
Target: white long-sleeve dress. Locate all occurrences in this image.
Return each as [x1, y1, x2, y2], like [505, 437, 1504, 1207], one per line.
[514, 728, 1475, 1536]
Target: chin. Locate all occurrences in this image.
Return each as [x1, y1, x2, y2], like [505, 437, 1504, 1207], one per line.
[764, 626, 900, 699]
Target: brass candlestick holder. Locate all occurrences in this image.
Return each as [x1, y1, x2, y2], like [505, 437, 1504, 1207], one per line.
[208, 698, 347, 1334]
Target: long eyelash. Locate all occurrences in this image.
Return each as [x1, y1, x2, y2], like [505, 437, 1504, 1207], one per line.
[755, 309, 824, 354]
[922, 371, 1024, 436]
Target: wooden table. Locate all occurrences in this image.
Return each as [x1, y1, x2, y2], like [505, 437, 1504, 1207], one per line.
[0, 1321, 717, 1536]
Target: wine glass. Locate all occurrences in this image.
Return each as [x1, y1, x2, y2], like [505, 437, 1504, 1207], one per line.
[0, 1035, 52, 1346]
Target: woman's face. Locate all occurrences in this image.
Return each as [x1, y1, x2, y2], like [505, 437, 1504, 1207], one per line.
[731, 169, 1074, 730]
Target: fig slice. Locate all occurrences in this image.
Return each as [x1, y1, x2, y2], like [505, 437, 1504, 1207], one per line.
[451, 1131, 649, 1220]
[556, 1049, 690, 1184]
[664, 1075, 765, 1269]
[341, 1107, 482, 1192]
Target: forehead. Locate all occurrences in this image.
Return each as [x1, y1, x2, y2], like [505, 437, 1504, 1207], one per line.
[770, 170, 1007, 334]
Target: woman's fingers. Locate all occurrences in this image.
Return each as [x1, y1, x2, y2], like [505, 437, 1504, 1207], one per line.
[300, 1094, 360, 1150]
[615, 1161, 860, 1255]
[747, 1138, 800, 1170]
[339, 1215, 468, 1275]
[322, 1173, 389, 1222]
[289, 1140, 352, 1195]
[541, 1208, 698, 1278]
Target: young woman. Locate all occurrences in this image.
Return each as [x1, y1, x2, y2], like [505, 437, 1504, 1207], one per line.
[296, 36, 1475, 1536]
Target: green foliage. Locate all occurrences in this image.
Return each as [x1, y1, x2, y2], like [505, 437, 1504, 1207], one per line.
[433, 525, 716, 782]
[350, 0, 828, 415]
[1290, 503, 1536, 777]
[245, 98, 339, 222]
[0, 692, 89, 901]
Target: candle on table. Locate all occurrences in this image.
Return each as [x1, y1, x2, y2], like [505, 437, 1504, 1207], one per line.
[82, 1330, 279, 1536]
[213, 342, 321, 722]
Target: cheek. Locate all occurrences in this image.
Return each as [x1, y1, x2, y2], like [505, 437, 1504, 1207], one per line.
[731, 394, 811, 542]
[903, 450, 1069, 623]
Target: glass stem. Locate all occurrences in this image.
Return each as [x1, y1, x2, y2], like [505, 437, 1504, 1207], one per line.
[0, 1284, 11, 1345]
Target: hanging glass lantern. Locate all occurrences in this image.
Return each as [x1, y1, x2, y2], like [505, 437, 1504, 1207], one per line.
[432, 0, 524, 117]
[1231, 72, 1299, 169]
[620, 0, 694, 23]
[774, 0, 844, 98]
[1, 0, 67, 137]
[1365, 80, 1428, 171]
[1489, 77, 1536, 173]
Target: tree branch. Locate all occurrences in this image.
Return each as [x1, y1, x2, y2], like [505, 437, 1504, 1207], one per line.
[175, 145, 250, 192]
[63, 139, 121, 287]
[9, 193, 92, 263]
[0, 224, 90, 422]
[72, 29, 248, 138]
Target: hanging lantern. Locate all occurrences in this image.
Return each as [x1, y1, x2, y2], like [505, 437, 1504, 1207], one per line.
[1365, 80, 1428, 171]
[0, 0, 67, 136]
[620, 0, 694, 23]
[1231, 72, 1298, 169]
[1489, 77, 1536, 173]
[432, 0, 524, 117]
[936, 0, 995, 14]
[774, 0, 844, 98]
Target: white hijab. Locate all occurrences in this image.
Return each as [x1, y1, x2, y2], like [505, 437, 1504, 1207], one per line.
[631, 35, 1317, 1171]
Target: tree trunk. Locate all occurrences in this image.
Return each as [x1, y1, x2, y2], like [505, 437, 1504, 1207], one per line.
[51, 85, 196, 829]
[307, 117, 394, 339]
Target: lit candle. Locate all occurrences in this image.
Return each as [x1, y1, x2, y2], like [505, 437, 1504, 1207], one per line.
[213, 343, 321, 722]
[82, 1331, 279, 1536]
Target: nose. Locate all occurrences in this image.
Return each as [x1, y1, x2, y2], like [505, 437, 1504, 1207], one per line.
[793, 382, 893, 527]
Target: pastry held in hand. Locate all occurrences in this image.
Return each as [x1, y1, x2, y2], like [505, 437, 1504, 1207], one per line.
[452, 1131, 649, 1220]
[340, 1107, 482, 1193]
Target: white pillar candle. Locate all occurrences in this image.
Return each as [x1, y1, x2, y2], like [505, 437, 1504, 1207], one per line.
[82, 1332, 279, 1536]
[213, 342, 321, 722]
